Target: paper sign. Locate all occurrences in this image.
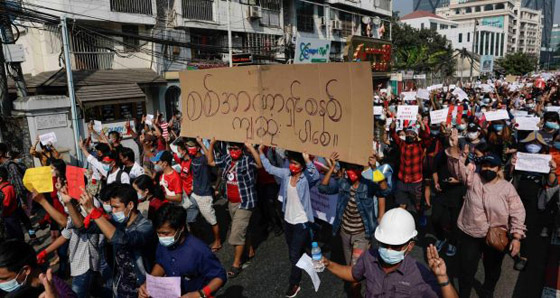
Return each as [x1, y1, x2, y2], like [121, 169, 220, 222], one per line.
[430, 108, 449, 125]
[427, 84, 443, 91]
[452, 88, 468, 101]
[513, 110, 528, 117]
[481, 84, 494, 93]
[397, 105, 418, 121]
[515, 152, 551, 174]
[380, 88, 387, 93]
[101, 120, 136, 139]
[449, 84, 456, 90]
[515, 117, 540, 131]
[484, 110, 509, 121]
[310, 176, 337, 224]
[296, 254, 321, 292]
[39, 132, 57, 146]
[373, 106, 383, 115]
[505, 75, 517, 83]
[180, 63, 373, 165]
[65, 166, 86, 199]
[22, 166, 53, 193]
[546, 106, 560, 113]
[417, 89, 430, 100]
[146, 274, 181, 298]
[145, 114, 154, 126]
[93, 121, 103, 133]
[401, 92, 417, 101]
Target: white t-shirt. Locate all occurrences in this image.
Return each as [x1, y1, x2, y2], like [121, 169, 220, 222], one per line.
[127, 162, 145, 180]
[284, 183, 307, 225]
[107, 169, 130, 185]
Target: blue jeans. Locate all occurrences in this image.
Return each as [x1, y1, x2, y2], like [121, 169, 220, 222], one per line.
[284, 222, 312, 286]
[72, 270, 94, 298]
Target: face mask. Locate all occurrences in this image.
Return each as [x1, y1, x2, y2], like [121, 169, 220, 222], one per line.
[158, 229, 182, 247]
[405, 136, 415, 143]
[525, 143, 542, 153]
[102, 163, 112, 172]
[481, 108, 487, 113]
[137, 192, 145, 201]
[177, 152, 184, 159]
[467, 132, 479, 140]
[457, 124, 467, 131]
[289, 164, 302, 174]
[483, 98, 490, 103]
[399, 135, 406, 141]
[442, 104, 448, 108]
[0, 270, 25, 293]
[430, 130, 440, 136]
[493, 124, 504, 131]
[154, 164, 163, 173]
[229, 149, 242, 160]
[187, 147, 198, 156]
[378, 247, 406, 265]
[527, 103, 536, 109]
[554, 142, 560, 150]
[480, 169, 498, 182]
[346, 170, 360, 183]
[102, 204, 112, 213]
[112, 207, 130, 224]
[545, 122, 560, 130]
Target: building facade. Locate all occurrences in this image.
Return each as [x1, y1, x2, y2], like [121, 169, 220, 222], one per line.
[413, 0, 449, 12]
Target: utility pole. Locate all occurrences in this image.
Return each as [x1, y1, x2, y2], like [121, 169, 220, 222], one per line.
[60, 16, 83, 164]
[227, 0, 232, 67]
[470, 19, 477, 79]
[0, 33, 8, 117]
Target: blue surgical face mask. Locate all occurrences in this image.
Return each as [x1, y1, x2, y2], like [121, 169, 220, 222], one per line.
[158, 229, 182, 247]
[431, 130, 440, 136]
[554, 142, 560, 150]
[525, 143, 542, 153]
[457, 124, 467, 131]
[111, 207, 130, 224]
[102, 204, 112, 213]
[378, 246, 407, 265]
[545, 121, 560, 130]
[102, 163, 112, 172]
[493, 124, 504, 131]
[0, 270, 25, 293]
[154, 164, 163, 173]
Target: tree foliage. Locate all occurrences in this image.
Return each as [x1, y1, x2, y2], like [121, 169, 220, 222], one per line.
[391, 21, 455, 77]
[496, 52, 538, 75]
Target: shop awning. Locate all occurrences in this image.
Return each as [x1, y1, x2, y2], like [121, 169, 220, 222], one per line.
[76, 83, 146, 108]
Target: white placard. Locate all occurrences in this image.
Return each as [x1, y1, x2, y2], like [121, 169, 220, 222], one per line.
[296, 254, 321, 292]
[452, 88, 468, 101]
[484, 110, 509, 121]
[146, 274, 181, 298]
[513, 110, 528, 117]
[93, 120, 103, 133]
[449, 84, 456, 90]
[430, 108, 449, 125]
[546, 106, 560, 113]
[515, 117, 540, 131]
[397, 105, 419, 120]
[401, 92, 417, 101]
[481, 84, 494, 93]
[145, 114, 154, 126]
[39, 132, 57, 146]
[427, 84, 443, 91]
[417, 89, 430, 100]
[515, 152, 551, 174]
[373, 106, 383, 115]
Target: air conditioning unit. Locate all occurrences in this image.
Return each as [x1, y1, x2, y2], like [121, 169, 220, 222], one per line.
[319, 16, 327, 27]
[331, 20, 342, 31]
[249, 6, 262, 19]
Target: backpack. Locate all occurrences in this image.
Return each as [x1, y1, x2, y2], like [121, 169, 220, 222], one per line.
[101, 170, 124, 189]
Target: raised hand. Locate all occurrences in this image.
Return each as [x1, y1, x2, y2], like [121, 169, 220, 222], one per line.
[328, 152, 340, 169]
[449, 128, 459, 148]
[78, 189, 95, 213]
[427, 244, 447, 278]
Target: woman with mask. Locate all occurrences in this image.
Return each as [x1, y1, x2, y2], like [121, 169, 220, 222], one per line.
[0, 239, 76, 297]
[487, 119, 516, 165]
[133, 174, 168, 221]
[446, 129, 526, 298]
[539, 111, 559, 145]
[510, 131, 556, 297]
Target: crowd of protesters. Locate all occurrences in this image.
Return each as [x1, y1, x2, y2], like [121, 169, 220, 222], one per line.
[0, 73, 557, 298]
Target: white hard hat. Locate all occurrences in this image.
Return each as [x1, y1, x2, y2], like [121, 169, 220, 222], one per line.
[374, 208, 418, 245]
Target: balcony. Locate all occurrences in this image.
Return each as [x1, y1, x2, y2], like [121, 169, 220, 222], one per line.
[110, 0, 153, 15]
[183, 0, 214, 21]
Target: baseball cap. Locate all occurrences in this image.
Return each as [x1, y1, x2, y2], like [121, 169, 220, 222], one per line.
[481, 153, 502, 167]
[467, 122, 481, 132]
[150, 151, 173, 164]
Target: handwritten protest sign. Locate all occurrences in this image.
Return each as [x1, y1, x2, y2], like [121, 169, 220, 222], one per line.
[23, 166, 53, 193]
[515, 152, 551, 174]
[39, 132, 57, 146]
[93, 121, 103, 133]
[396, 105, 418, 121]
[180, 63, 373, 164]
[515, 117, 540, 131]
[417, 89, 430, 100]
[452, 88, 468, 101]
[427, 84, 443, 91]
[309, 181, 337, 224]
[546, 106, 560, 113]
[373, 106, 383, 116]
[146, 274, 181, 298]
[145, 114, 154, 126]
[401, 92, 417, 101]
[484, 110, 509, 121]
[430, 108, 449, 125]
[65, 166, 86, 199]
[505, 75, 517, 83]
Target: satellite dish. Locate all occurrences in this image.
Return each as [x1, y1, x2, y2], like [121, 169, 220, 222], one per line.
[372, 16, 381, 26]
[362, 16, 371, 24]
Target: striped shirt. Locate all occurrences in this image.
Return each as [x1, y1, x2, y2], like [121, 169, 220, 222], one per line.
[342, 188, 365, 235]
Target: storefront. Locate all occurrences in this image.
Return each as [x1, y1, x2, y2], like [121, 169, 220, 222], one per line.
[343, 35, 392, 90]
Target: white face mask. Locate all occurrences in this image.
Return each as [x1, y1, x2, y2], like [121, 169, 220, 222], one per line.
[467, 132, 479, 140]
[399, 135, 406, 141]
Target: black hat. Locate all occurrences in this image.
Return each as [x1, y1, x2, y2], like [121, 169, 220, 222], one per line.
[467, 122, 481, 132]
[481, 153, 502, 167]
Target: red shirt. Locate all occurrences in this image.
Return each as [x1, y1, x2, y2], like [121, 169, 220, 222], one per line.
[148, 198, 168, 221]
[0, 182, 17, 217]
[391, 128, 432, 183]
[174, 154, 193, 195]
[160, 170, 183, 199]
[226, 162, 241, 203]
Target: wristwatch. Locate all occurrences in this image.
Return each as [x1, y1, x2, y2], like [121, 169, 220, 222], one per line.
[439, 280, 450, 287]
[199, 290, 207, 298]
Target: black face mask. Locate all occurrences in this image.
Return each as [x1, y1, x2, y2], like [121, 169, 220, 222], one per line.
[405, 136, 415, 143]
[480, 169, 497, 182]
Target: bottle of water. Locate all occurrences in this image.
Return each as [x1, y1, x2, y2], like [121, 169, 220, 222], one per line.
[311, 242, 324, 272]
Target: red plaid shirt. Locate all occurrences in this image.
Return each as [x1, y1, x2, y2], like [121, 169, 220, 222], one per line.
[391, 128, 432, 183]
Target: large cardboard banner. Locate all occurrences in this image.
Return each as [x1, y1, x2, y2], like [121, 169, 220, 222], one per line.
[179, 63, 373, 165]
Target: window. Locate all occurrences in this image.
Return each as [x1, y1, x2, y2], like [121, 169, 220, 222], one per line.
[467, 32, 470, 42]
[339, 11, 353, 37]
[440, 24, 448, 29]
[244, 33, 279, 57]
[466, 7, 471, 13]
[122, 25, 140, 52]
[260, 0, 281, 27]
[458, 33, 462, 42]
[475, 6, 481, 12]
[455, 9, 460, 14]
[496, 3, 504, 9]
[484, 4, 493, 11]
[183, 0, 214, 21]
[296, 1, 314, 33]
[110, 0, 152, 15]
[430, 22, 437, 30]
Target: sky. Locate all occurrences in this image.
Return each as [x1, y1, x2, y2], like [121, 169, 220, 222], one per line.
[393, 0, 560, 24]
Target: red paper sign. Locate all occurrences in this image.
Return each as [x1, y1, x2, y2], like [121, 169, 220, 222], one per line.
[66, 166, 86, 199]
[456, 105, 464, 125]
[446, 105, 455, 125]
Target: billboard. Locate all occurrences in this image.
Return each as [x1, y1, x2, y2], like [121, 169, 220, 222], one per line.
[294, 36, 331, 64]
[480, 55, 494, 73]
[343, 35, 392, 73]
[481, 16, 504, 28]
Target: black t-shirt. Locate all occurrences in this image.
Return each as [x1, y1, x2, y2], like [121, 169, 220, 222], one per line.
[191, 155, 213, 196]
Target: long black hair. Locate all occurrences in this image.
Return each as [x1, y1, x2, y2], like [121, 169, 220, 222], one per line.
[133, 174, 165, 200]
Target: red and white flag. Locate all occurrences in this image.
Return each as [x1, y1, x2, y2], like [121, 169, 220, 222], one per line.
[161, 122, 169, 139]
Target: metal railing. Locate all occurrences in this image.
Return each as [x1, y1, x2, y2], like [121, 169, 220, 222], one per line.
[71, 31, 115, 70]
[110, 0, 153, 15]
[183, 0, 214, 21]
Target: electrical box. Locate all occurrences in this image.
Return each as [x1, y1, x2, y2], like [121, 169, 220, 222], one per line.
[3, 44, 25, 63]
